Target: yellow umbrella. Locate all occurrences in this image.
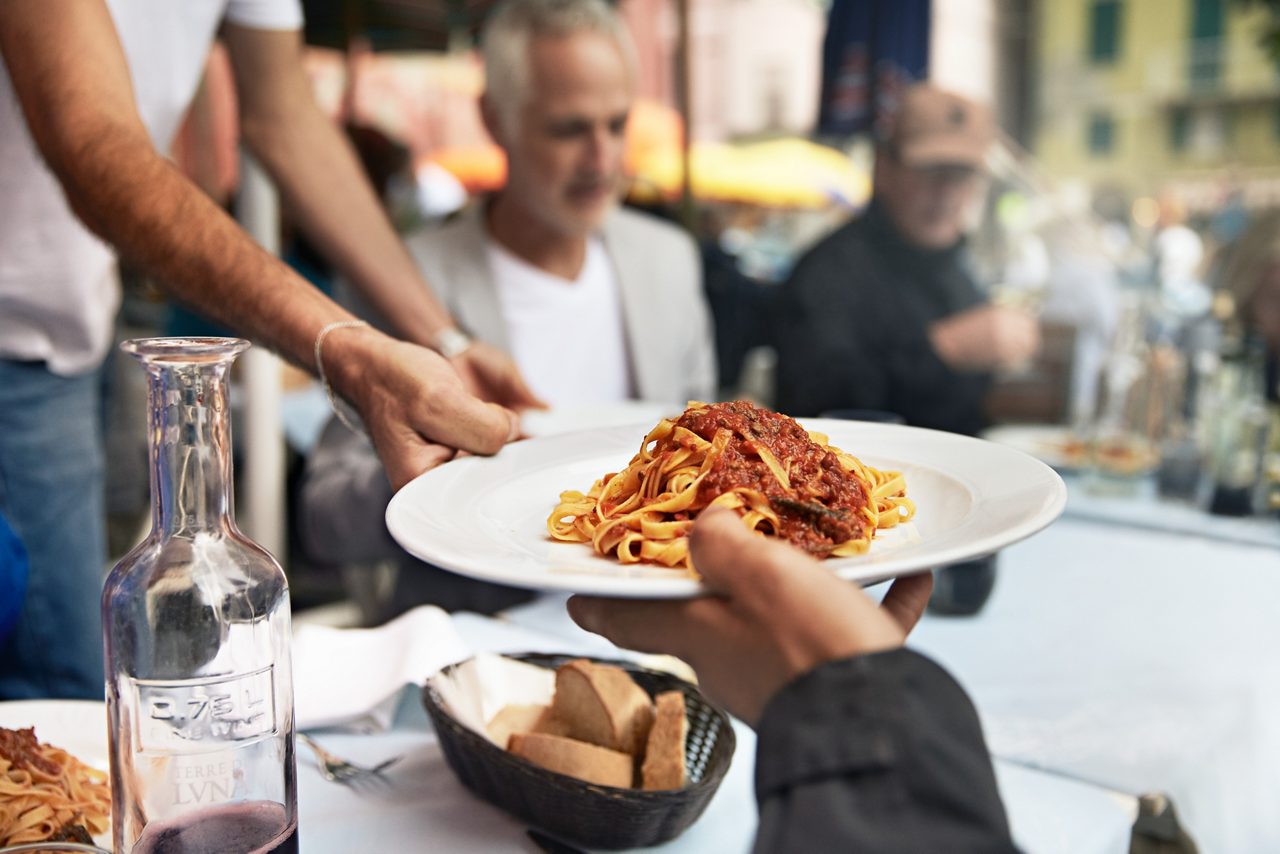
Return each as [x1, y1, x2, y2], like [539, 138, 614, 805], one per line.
[630, 137, 869, 210]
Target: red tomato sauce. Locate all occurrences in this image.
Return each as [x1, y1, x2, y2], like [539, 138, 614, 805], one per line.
[0, 726, 60, 777]
[675, 401, 869, 555]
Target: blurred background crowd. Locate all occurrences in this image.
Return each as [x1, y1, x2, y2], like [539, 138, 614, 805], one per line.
[101, 0, 1280, 618]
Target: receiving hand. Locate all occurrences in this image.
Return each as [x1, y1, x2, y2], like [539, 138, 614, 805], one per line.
[929, 304, 1040, 371]
[324, 329, 519, 491]
[452, 341, 547, 411]
[567, 508, 934, 726]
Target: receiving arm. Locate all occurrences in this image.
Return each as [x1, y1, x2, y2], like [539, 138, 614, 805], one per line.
[753, 651, 1018, 854]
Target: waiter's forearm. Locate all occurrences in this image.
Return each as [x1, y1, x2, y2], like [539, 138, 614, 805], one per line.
[58, 127, 350, 370]
[225, 23, 456, 347]
[243, 102, 454, 345]
[0, 1, 351, 371]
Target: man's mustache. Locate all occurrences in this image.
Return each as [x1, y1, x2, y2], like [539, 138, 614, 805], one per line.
[567, 175, 620, 194]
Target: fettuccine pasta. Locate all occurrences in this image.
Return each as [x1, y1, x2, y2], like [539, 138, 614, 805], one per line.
[548, 401, 915, 571]
[1, 726, 111, 846]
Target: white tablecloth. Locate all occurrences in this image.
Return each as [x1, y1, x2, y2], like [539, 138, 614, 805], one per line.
[495, 512, 1280, 853]
[1059, 473, 1280, 549]
[295, 608, 1137, 854]
[904, 516, 1280, 853]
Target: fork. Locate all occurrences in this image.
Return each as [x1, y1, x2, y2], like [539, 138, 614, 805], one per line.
[298, 733, 403, 784]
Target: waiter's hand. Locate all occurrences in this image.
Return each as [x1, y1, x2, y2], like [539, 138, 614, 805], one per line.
[324, 327, 519, 491]
[568, 508, 933, 726]
[453, 341, 547, 411]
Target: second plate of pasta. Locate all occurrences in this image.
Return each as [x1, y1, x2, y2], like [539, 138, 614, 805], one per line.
[386, 414, 1067, 598]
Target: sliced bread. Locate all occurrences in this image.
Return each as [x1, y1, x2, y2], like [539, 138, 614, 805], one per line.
[486, 703, 551, 749]
[508, 732, 634, 788]
[641, 690, 688, 790]
[551, 659, 655, 756]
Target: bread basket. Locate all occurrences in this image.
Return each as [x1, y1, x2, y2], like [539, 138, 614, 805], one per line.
[421, 652, 736, 850]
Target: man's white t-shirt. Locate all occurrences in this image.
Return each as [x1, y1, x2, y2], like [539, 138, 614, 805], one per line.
[0, 0, 302, 375]
[487, 237, 634, 407]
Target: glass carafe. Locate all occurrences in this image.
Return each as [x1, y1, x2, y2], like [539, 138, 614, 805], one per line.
[103, 338, 297, 854]
[1205, 335, 1271, 516]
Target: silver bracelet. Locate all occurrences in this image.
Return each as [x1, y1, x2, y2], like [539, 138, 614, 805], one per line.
[432, 326, 474, 359]
[313, 319, 370, 435]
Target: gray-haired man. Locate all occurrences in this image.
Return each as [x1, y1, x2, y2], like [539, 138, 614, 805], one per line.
[299, 0, 714, 615]
[401, 0, 716, 407]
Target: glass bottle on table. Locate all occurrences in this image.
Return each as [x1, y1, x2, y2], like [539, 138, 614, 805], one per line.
[1265, 399, 1280, 517]
[103, 338, 297, 854]
[1205, 332, 1271, 516]
[1153, 351, 1203, 505]
[1085, 294, 1159, 496]
[1152, 315, 1214, 505]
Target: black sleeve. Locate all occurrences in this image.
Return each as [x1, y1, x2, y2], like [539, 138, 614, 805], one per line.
[772, 233, 986, 432]
[752, 649, 1018, 854]
[879, 319, 991, 436]
[773, 236, 890, 418]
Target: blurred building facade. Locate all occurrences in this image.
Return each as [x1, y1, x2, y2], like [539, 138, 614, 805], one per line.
[622, 0, 826, 142]
[932, 0, 999, 106]
[1034, 0, 1280, 212]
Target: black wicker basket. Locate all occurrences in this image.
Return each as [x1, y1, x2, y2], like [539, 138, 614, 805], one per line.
[421, 652, 737, 850]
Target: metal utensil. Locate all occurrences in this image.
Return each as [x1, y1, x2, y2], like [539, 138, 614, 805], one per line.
[298, 732, 402, 785]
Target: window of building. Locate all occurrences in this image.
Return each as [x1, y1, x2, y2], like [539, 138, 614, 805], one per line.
[1170, 107, 1191, 152]
[1088, 112, 1115, 155]
[1189, 0, 1224, 90]
[1178, 106, 1231, 158]
[1088, 0, 1123, 64]
[1213, 107, 1235, 153]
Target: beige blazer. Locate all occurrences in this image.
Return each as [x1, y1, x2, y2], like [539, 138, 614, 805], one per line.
[401, 202, 717, 405]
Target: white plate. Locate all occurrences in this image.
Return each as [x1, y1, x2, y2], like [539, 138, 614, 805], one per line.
[520, 401, 679, 438]
[386, 419, 1067, 598]
[0, 699, 108, 770]
[981, 424, 1087, 472]
[0, 699, 110, 845]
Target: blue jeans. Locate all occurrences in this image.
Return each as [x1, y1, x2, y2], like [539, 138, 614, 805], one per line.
[0, 359, 106, 699]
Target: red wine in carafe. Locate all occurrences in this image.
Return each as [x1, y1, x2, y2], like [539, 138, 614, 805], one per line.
[131, 800, 298, 854]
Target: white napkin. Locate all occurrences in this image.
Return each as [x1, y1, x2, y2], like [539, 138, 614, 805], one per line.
[428, 652, 557, 742]
[293, 605, 471, 731]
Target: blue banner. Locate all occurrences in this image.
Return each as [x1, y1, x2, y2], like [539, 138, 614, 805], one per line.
[818, 0, 931, 138]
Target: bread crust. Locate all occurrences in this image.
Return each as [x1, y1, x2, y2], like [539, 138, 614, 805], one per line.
[486, 703, 552, 749]
[641, 691, 688, 790]
[488, 660, 690, 791]
[552, 659, 655, 756]
[508, 732, 635, 788]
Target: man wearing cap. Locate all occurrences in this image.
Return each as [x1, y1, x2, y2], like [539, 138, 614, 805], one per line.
[775, 83, 1038, 433]
[774, 83, 1039, 614]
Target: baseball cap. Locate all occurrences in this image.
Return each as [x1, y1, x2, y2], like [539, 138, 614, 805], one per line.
[888, 84, 995, 169]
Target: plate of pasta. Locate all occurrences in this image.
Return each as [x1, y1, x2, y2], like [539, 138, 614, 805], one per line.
[0, 700, 110, 848]
[386, 401, 1067, 598]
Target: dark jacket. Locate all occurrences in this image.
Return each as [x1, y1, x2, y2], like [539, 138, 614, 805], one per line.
[753, 649, 1017, 853]
[774, 201, 991, 435]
